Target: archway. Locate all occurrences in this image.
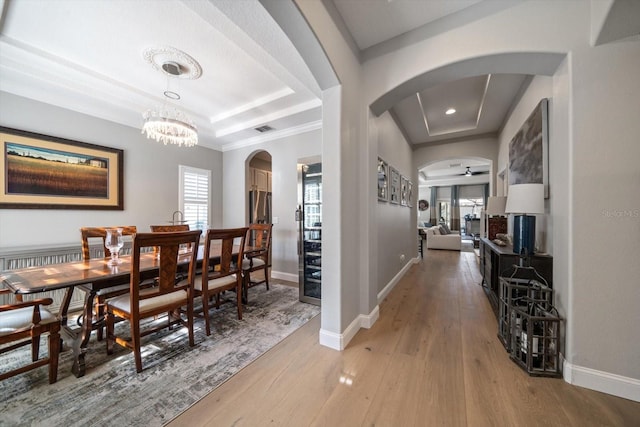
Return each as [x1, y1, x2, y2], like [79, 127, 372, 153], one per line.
[245, 150, 273, 225]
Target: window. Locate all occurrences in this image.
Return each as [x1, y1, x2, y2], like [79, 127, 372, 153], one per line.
[179, 165, 210, 232]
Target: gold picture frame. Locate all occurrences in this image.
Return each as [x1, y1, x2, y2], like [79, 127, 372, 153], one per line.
[1, 126, 123, 210]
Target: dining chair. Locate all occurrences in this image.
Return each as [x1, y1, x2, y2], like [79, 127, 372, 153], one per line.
[79, 226, 137, 341]
[105, 230, 201, 373]
[194, 227, 248, 336]
[242, 223, 273, 302]
[0, 289, 61, 384]
[150, 224, 191, 257]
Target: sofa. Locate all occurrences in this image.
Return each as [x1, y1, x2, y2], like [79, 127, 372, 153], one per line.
[423, 225, 461, 251]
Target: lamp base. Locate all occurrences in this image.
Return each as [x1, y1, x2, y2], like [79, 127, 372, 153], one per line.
[513, 215, 536, 256]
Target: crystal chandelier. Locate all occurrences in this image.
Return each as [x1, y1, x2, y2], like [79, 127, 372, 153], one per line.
[142, 105, 198, 147]
[141, 58, 199, 147]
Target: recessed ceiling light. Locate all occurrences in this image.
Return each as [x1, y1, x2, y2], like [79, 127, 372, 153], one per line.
[445, 108, 456, 115]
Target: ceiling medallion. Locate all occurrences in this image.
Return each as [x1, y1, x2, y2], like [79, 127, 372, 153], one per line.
[142, 46, 202, 80]
[142, 49, 201, 147]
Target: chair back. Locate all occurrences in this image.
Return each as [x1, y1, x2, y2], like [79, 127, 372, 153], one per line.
[150, 224, 191, 255]
[80, 226, 137, 260]
[129, 230, 201, 315]
[247, 223, 272, 264]
[150, 224, 190, 232]
[202, 228, 248, 281]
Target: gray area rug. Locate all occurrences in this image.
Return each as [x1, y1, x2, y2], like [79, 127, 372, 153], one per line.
[0, 283, 320, 426]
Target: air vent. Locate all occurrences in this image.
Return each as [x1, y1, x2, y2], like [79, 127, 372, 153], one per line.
[449, 163, 461, 168]
[255, 125, 274, 133]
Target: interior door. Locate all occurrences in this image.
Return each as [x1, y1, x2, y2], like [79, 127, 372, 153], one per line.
[297, 158, 321, 305]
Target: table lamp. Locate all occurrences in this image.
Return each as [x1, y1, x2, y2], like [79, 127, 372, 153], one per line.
[505, 184, 544, 255]
[485, 196, 507, 240]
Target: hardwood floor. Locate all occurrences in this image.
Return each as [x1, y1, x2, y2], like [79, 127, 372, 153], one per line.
[168, 250, 640, 426]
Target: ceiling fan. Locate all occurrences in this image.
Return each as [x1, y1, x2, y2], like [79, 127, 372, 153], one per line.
[461, 166, 488, 177]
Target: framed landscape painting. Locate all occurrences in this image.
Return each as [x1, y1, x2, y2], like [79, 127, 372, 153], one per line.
[0, 127, 123, 209]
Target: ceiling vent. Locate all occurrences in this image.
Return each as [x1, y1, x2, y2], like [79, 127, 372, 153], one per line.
[449, 163, 462, 168]
[255, 125, 274, 133]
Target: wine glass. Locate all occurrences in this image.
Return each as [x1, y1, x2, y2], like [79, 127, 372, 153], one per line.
[105, 228, 124, 266]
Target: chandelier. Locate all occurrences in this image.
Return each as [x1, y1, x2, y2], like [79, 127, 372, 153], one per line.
[142, 104, 198, 147]
[141, 55, 200, 147]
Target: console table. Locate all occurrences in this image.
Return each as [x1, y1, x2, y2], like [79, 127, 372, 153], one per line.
[479, 237, 553, 316]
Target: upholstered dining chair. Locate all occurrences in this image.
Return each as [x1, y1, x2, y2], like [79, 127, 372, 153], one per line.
[0, 289, 61, 384]
[193, 227, 248, 336]
[242, 223, 272, 302]
[105, 230, 201, 373]
[79, 226, 137, 341]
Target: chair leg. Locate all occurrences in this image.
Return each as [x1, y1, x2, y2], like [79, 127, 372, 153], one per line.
[31, 335, 40, 362]
[48, 328, 60, 384]
[264, 266, 270, 290]
[96, 297, 105, 341]
[106, 311, 115, 355]
[187, 298, 195, 347]
[236, 283, 243, 320]
[202, 291, 211, 336]
[131, 320, 143, 373]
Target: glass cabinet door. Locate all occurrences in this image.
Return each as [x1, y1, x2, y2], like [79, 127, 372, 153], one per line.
[297, 160, 321, 305]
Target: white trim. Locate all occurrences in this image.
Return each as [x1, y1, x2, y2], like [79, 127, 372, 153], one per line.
[319, 304, 380, 351]
[563, 359, 640, 402]
[221, 120, 322, 152]
[359, 305, 380, 329]
[319, 258, 416, 351]
[271, 270, 298, 283]
[377, 257, 419, 304]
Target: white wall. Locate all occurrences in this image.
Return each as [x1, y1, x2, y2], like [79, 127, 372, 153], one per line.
[0, 92, 222, 248]
[375, 111, 415, 294]
[222, 129, 321, 279]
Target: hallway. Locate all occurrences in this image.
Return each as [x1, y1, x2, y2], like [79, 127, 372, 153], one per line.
[170, 250, 640, 426]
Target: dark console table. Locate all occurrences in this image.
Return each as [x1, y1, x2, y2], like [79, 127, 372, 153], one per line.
[479, 237, 553, 316]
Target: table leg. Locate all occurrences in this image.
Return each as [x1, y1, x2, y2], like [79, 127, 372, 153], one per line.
[63, 288, 97, 378]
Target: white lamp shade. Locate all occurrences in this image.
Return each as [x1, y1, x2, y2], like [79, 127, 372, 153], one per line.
[505, 184, 544, 214]
[485, 196, 507, 215]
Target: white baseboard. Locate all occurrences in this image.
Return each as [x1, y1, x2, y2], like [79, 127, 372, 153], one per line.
[319, 256, 417, 351]
[271, 270, 298, 283]
[377, 257, 419, 304]
[563, 359, 640, 402]
[319, 304, 379, 351]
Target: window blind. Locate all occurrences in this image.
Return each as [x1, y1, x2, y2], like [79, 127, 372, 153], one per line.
[179, 166, 210, 231]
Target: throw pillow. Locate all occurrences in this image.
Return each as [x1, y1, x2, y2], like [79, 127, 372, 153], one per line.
[431, 226, 441, 235]
[440, 223, 452, 234]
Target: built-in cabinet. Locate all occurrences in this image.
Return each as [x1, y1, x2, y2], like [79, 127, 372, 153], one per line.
[479, 237, 552, 316]
[249, 167, 271, 192]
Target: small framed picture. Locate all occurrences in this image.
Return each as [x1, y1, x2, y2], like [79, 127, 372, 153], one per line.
[377, 157, 388, 202]
[389, 167, 400, 204]
[400, 176, 408, 206]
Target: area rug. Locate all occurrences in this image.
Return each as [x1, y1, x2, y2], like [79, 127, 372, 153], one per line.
[0, 283, 320, 427]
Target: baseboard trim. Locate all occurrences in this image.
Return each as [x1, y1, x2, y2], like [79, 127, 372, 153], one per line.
[271, 270, 298, 283]
[563, 359, 640, 402]
[319, 256, 417, 351]
[319, 304, 380, 351]
[377, 257, 419, 304]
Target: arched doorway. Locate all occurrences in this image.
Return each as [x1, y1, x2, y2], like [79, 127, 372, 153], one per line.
[245, 150, 272, 225]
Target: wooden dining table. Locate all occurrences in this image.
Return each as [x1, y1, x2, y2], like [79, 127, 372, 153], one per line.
[0, 244, 256, 377]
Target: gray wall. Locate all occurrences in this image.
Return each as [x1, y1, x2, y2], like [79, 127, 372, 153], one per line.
[375, 111, 415, 294]
[0, 92, 223, 248]
[222, 129, 321, 280]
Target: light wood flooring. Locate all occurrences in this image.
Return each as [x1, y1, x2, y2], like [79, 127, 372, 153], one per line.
[169, 250, 640, 426]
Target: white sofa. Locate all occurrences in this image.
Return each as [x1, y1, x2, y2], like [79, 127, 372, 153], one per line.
[424, 225, 461, 251]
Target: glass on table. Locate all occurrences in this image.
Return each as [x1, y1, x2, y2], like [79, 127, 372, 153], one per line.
[105, 228, 124, 266]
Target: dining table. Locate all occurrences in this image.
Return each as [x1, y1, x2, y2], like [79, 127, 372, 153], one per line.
[0, 243, 257, 378]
